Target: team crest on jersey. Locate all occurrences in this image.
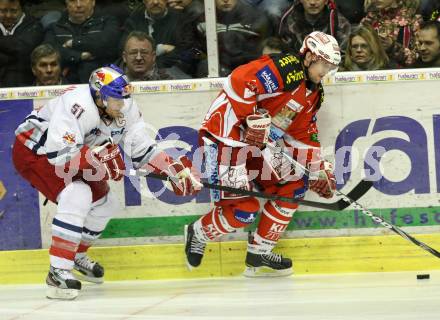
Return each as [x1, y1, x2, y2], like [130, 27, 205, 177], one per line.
[245, 80, 258, 92]
[244, 81, 257, 98]
[256, 66, 279, 93]
[62, 132, 76, 145]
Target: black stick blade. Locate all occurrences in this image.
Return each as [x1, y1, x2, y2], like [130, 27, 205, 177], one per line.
[335, 180, 374, 210]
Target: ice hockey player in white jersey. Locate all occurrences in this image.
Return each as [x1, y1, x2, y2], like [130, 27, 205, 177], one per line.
[12, 64, 202, 300]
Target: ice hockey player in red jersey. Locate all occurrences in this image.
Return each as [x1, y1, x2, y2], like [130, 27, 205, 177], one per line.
[184, 31, 341, 277]
[12, 64, 201, 300]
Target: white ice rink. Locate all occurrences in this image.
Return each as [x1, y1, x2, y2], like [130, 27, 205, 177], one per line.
[1, 271, 439, 320]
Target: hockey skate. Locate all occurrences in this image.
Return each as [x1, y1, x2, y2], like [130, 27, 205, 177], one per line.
[243, 250, 293, 277]
[184, 223, 206, 270]
[46, 266, 81, 300]
[243, 233, 293, 277]
[73, 255, 104, 284]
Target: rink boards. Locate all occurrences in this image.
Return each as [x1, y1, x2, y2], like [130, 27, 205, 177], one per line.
[1, 69, 440, 283]
[1, 233, 440, 284]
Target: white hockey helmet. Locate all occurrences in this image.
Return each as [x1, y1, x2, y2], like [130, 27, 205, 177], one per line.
[300, 31, 341, 67]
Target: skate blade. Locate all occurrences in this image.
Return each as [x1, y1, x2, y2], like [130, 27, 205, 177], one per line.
[73, 271, 104, 284]
[243, 266, 293, 278]
[46, 286, 79, 300]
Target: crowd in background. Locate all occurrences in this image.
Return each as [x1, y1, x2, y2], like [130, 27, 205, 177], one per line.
[1, 0, 440, 88]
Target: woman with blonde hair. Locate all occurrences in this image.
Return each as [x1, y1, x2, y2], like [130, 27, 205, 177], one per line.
[341, 24, 392, 71]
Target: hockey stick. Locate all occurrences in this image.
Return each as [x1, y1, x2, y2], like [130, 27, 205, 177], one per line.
[266, 145, 440, 258]
[338, 195, 440, 258]
[128, 169, 373, 211]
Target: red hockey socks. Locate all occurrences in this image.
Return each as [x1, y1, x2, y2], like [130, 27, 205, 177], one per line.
[250, 201, 297, 254]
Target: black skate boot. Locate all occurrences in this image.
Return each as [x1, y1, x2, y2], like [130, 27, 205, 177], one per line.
[184, 223, 207, 270]
[244, 251, 293, 277]
[46, 266, 81, 300]
[74, 255, 104, 284]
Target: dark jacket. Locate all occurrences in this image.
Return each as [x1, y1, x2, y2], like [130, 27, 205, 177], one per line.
[196, 0, 271, 76]
[0, 14, 44, 87]
[278, 1, 351, 52]
[121, 7, 195, 71]
[44, 11, 120, 84]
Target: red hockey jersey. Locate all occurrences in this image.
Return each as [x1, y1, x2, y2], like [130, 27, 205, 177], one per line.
[201, 53, 324, 152]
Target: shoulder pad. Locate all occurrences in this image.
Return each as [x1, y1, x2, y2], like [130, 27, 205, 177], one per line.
[270, 53, 305, 91]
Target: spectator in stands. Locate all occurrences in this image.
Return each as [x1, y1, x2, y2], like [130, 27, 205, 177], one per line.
[278, 0, 351, 52]
[31, 43, 66, 86]
[122, 0, 195, 75]
[260, 36, 288, 55]
[120, 31, 178, 80]
[335, 0, 365, 24]
[196, 0, 271, 77]
[23, 0, 64, 31]
[419, 0, 440, 21]
[413, 20, 440, 67]
[96, 0, 131, 28]
[44, 0, 120, 84]
[166, 0, 205, 76]
[340, 24, 394, 71]
[0, 0, 44, 87]
[167, 0, 204, 23]
[361, 0, 423, 67]
[244, 0, 291, 29]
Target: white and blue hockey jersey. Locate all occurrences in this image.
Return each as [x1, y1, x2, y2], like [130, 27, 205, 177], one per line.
[15, 85, 157, 169]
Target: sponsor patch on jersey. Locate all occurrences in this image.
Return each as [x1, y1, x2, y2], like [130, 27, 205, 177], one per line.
[310, 133, 319, 142]
[271, 53, 304, 91]
[234, 209, 257, 224]
[90, 128, 101, 136]
[256, 66, 279, 93]
[269, 125, 284, 141]
[277, 54, 300, 68]
[205, 142, 220, 202]
[62, 132, 76, 145]
[286, 99, 304, 112]
[293, 187, 306, 199]
[111, 127, 125, 137]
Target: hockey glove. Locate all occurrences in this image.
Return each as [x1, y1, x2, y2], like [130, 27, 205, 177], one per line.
[243, 109, 271, 149]
[91, 143, 125, 181]
[308, 160, 336, 199]
[161, 155, 202, 196]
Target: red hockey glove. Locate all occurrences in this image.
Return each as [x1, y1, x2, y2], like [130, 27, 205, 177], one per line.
[308, 160, 336, 199]
[243, 109, 271, 149]
[91, 143, 125, 181]
[161, 155, 202, 196]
